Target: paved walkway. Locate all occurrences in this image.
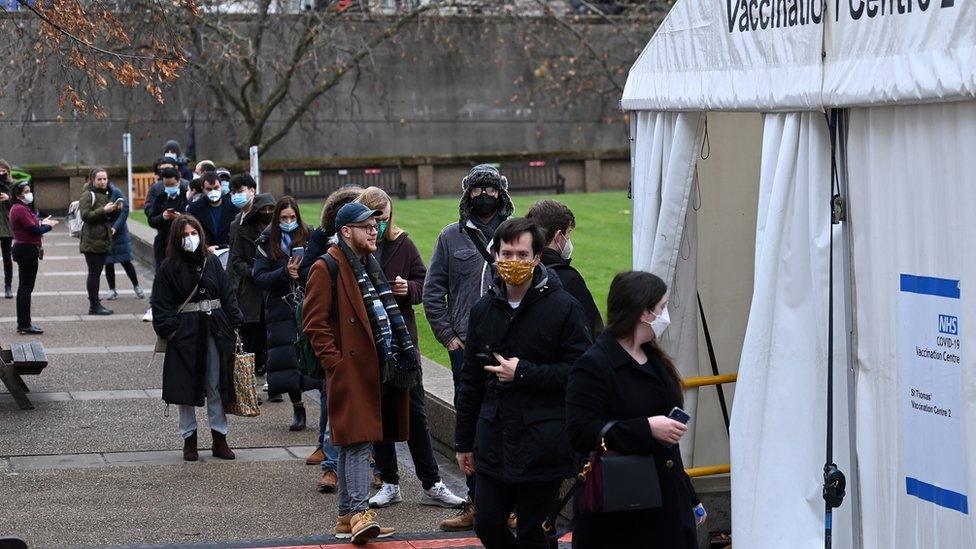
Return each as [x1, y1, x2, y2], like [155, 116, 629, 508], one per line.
[0, 225, 498, 549]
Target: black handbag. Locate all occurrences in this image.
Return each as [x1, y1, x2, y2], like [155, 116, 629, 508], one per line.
[544, 421, 662, 537]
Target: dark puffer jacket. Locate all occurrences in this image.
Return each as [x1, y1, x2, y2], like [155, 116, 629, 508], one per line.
[455, 266, 593, 483]
[228, 193, 276, 322]
[253, 226, 316, 396]
[106, 184, 133, 264]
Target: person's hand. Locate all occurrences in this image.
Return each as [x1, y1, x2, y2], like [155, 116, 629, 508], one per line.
[162, 209, 176, 221]
[111, 228, 117, 236]
[693, 503, 707, 527]
[648, 416, 688, 446]
[41, 216, 59, 227]
[103, 202, 116, 213]
[446, 337, 464, 351]
[486, 353, 518, 383]
[0, 192, 8, 201]
[207, 245, 219, 253]
[456, 452, 475, 476]
[391, 275, 408, 296]
[287, 256, 300, 280]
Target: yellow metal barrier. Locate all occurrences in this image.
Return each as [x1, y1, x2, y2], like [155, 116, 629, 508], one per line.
[686, 464, 731, 478]
[683, 373, 738, 389]
[681, 373, 738, 478]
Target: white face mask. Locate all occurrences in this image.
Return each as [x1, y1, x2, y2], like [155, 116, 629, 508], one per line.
[206, 189, 222, 203]
[182, 234, 200, 252]
[642, 306, 671, 339]
[164, 152, 177, 160]
[560, 236, 574, 260]
[22, 193, 34, 205]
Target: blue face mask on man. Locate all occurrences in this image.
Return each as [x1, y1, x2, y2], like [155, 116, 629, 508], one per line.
[164, 186, 179, 197]
[279, 220, 299, 233]
[221, 181, 231, 195]
[231, 192, 249, 208]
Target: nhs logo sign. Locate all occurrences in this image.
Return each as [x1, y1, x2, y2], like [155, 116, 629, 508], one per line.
[939, 315, 959, 335]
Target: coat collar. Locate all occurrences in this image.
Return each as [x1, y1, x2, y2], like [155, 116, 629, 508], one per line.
[595, 331, 660, 373]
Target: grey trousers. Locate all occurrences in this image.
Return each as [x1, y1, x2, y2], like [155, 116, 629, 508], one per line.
[337, 442, 373, 516]
[178, 337, 228, 438]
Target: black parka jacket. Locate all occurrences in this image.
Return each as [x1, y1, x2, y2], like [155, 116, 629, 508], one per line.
[151, 252, 244, 406]
[455, 265, 593, 483]
[565, 332, 700, 549]
[253, 227, 316, 396]
[540, 248, 604, 338]
[228, 193, 275, 322]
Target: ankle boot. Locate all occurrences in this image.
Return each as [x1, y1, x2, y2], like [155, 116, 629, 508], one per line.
[88, 300, 113, 315]
[211, 429, 236, 460]
[4, 285, 12, 299]
[134, 285, 145, 299]
[183, 431, 198, 462]
[289, 403, 307, 431]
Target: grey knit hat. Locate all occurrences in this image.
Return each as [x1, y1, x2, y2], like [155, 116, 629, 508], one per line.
[461, 164, 509, 193]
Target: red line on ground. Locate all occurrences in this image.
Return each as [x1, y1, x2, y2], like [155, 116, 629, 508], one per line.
[407, 538, 483, 548]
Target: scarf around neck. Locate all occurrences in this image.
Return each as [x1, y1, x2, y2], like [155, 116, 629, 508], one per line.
[337, 239, 420, 389]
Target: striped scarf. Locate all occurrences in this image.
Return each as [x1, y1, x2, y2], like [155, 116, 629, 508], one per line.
[337, 239, 420, 389]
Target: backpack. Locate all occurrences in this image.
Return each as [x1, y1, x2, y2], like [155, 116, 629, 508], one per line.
[295, 253, 338, 380]
[66, 191, 93, 238]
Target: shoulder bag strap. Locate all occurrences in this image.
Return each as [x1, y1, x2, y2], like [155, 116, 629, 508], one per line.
[177, 257, 207, 314]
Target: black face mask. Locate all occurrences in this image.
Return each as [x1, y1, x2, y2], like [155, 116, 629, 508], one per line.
[471, 193, 499, 217]
[257, 212, 274, 225]
[0, 174, 8, 185]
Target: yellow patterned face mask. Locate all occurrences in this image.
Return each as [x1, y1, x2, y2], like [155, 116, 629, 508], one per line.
[496, 259, 535, 286]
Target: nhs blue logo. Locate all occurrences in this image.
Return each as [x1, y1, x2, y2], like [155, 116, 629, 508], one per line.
[939, 315, 959, 335]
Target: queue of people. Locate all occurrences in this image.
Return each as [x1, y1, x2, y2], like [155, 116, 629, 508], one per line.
[5, 142, 705, 547]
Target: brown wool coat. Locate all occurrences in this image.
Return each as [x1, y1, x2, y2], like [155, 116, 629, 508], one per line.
[302, 245, 409, 446]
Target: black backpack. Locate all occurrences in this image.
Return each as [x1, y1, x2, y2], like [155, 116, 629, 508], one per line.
[295, 254, 338, 380]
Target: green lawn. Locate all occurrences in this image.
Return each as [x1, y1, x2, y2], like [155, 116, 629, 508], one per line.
[137, 192, 633, 367]
[300, 191, 633, 367]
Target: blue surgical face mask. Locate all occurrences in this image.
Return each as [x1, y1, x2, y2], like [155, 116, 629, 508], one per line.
[279, 220, 299, 233]
[230, 192, 249, 208]
[221, 181, 230, 195]
[164, 186, 179, 197]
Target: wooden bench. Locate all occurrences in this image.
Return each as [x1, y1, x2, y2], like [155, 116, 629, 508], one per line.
[131, 172, 158, 209]
[282, 166, 407, 200]
[0, 342, 49, 410]
[494, 160, 565, 194]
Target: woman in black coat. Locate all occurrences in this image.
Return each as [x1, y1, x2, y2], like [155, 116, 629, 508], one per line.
[151, 214, 243, 462]
[565, 271, 704, 549]
[253, 196, 315, 431]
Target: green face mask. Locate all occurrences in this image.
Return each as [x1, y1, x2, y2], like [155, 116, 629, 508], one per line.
[377, 220, 389, 240]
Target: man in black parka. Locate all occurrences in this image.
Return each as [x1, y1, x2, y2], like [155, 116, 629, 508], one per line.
[455, 217, 592, 549]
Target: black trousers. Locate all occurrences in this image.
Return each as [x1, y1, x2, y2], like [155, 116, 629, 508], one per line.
[449, 347, 476, 498]
[83, 252, 107, 303]
[373, 381, 441, 490]
[238, 321, 268, 372]
[1, 236, 12, 287]
[474, 473, 562, 549]
[12, 243, 39, 329]
[105, 261, 139, 289]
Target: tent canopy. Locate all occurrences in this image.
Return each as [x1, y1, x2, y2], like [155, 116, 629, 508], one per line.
[622, 2, 976, 112]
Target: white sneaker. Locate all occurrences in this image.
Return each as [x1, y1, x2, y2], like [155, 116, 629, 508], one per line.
[142, 308, 153, 322]
[420, 481, 466, 508]
[368, 483, 402, 508]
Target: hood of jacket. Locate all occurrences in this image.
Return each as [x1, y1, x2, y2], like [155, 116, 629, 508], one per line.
[242, 193, 276, 226]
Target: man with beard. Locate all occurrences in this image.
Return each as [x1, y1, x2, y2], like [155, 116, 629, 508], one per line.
[423, 164, 514, 531]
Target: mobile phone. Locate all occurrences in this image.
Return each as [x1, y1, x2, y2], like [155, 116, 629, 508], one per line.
[291, 246, 305, 258]
[668, 406, 691, 425]
[114, 198, 124, 204]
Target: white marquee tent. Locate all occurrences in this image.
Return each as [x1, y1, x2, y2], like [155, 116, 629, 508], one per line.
[624, 2, 975, 547]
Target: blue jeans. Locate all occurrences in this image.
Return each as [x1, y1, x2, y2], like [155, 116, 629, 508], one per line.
[449, 347, 476, 499]
[318, 381, 340, 472]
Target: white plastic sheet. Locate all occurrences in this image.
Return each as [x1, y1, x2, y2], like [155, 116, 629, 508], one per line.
[631, 111, 705, 463]
[846, 101, 976, 548]
[730, 112, 854, 548]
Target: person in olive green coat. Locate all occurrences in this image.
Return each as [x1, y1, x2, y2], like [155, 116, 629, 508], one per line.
[79, 167, 118, 315]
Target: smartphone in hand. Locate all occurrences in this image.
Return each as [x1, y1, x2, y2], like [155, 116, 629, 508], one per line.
[291, 246, 305, 258]
[668, 406, 691, 425]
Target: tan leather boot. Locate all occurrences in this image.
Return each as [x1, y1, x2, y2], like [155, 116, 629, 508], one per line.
[439, 498, 475, 532]
[317, 469, 338, 493]
[334, 514, 352, 539]
[351, 509, 396, 544]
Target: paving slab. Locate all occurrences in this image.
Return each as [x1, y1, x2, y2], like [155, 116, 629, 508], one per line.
[0, 459, 468, 549]
[8, 453, 107, 470]
[2, 352, 161, 393]
[4, 317, 157, 347]
[0, 396, 324, 456]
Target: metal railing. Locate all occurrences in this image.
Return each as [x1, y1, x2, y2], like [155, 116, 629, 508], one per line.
[683, 372, 737, 478]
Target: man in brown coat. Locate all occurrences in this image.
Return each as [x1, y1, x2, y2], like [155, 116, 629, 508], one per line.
[303, 202, 411, 544]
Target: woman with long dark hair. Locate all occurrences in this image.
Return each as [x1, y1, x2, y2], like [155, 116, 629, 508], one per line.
[78, 167, 117, 315]
[151, 214, 243, 461]
[253, 196, 315, 430]
[565, 271, 704, 548]
[8, 181, 58, 334]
